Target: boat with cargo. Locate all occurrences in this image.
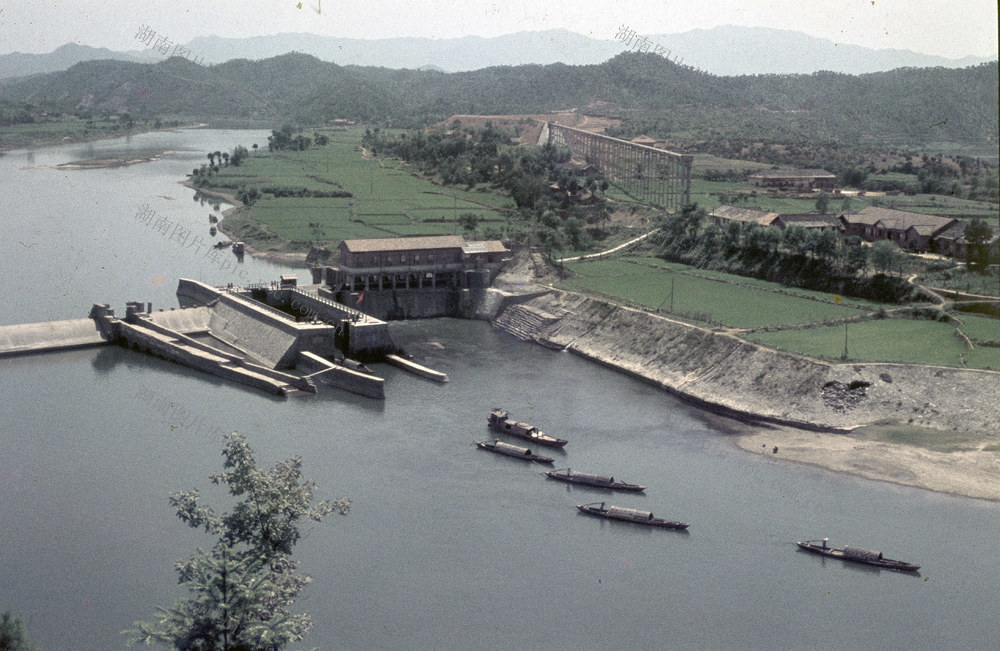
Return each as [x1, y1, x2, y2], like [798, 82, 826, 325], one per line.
[476, 439, 555, 464]
[488, 408, 567, 448]
[795, 539, 920, 572]
[576, 502, 688, 530]
[544, 468, 645, 492]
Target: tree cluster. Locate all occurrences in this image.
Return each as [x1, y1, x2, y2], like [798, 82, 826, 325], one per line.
[653, 205, 915, 302]
[267, 125, 313, 152]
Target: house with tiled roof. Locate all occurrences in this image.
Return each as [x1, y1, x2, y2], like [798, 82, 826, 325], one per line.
[708, 205, 780, 228]
[748, 169, 836, 191]
[328, 235, 509, 292]
[933, 221, 1000, 261]
[840, 206, 955, 252]
[772, 214, 843, 232]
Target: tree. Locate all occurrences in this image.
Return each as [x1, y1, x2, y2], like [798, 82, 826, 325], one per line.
[230, 145, 249, 167]
[870, 240, 905, 275]
[813, 229, 839, 262]
[126, 433, 349, 649]
[814, 191, 830, 214]
[1, 612, 39, 651]
[964, 218, 994, 272]
[458, 212, 481, 236]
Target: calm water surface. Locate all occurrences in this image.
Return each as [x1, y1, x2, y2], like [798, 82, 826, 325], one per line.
[0, 131, 997, 650]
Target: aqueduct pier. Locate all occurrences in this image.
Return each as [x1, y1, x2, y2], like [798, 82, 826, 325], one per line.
[543, 122, 693, 211]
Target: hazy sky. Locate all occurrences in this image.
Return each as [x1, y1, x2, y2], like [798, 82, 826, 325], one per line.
[0, 0, 997, 59]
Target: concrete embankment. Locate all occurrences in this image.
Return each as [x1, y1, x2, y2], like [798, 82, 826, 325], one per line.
[386, 354, 449, 382]
[487, 288, 1000, 435]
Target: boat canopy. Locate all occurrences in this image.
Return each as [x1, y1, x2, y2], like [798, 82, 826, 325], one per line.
[571, 471, 614, 484]
[493, 441, 528, 454]
[608, 506, 654, 520]
[843, 545, 883, 562]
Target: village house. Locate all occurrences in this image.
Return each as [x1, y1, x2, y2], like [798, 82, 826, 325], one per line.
[933, 221, 1000, 261]
[840, 206, 955, 252]
[771, 213, 844, 232]
[748, 169, 837, 192]
[323, 235, 509, 292]
[708, 205, 780, 228]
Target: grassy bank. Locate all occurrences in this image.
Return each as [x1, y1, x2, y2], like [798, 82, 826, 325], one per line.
[559, 254, 1000, 370]
[195, 127, 516, 256]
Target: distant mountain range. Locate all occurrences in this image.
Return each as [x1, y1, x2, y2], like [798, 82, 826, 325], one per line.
[3, 50, 995, 153]
[0, 27, 993, 80]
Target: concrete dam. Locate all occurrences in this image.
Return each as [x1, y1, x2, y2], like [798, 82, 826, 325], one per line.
[0, 278, 421, 399]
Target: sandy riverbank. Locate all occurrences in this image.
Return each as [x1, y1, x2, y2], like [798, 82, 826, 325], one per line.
[735, 424, 1000, 501]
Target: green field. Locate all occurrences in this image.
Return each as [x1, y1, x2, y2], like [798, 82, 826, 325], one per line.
[202, 127, 515, 252]
[559, 256, 874, 328]
[559, 254, 1000, 369]
[747, 318, 1000, 370]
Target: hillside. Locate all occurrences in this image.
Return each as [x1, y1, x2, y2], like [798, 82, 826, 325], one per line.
[1, 52, 996, 151]
[2, 27, 993, 79]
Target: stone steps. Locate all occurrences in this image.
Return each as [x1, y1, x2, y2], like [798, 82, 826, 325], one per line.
[493, 304, 560, 341]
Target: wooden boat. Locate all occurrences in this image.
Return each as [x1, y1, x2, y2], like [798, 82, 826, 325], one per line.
[545, 468, 645, 492]
[476, 439, 554, 464]
[576, 502, 688, 530]
[796, 539, 920, 572]
[487, 408, 567, 448]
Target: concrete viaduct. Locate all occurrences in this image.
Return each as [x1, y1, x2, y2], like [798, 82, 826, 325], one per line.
[543, 122, 693, 211]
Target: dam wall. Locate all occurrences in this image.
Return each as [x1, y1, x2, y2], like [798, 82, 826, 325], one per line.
[0, 317, 110, 357]
[298, 351, 385, 399]
[491, 289, 1000, 434]
[117, 320, 311, 396]
[178, 279, 338, 368]
[330, 287, 459, 320]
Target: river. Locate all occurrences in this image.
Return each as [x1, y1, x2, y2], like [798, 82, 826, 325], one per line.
[0, 130, 997, 650]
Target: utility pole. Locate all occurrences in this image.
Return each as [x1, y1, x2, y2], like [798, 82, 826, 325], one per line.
[842, 322, 849, 360]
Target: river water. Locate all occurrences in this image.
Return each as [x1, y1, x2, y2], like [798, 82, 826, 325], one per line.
[0, 130, 997, 650]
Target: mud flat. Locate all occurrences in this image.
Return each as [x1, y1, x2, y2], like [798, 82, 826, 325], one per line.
[488, 275, 1000, 500]
[56, 152, 168, 169]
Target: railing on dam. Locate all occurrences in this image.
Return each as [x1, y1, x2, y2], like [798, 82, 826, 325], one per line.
[290, 288, 373, 324]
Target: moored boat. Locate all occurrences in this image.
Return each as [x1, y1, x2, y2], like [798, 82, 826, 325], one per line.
[487, 408, 567, 447]
[576, 502, 688, 530]
[796, 539, 920, 572]
[476, 439, 554, 464]
[545, 468, 645, 492]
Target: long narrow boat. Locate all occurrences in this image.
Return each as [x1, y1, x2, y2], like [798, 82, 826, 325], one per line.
[544, 468, 645, 492]
[476, 439, 554, 464]
[488, 408, 568, 448]
[796, 539, 920, 572]
[576, 502, 688, 530]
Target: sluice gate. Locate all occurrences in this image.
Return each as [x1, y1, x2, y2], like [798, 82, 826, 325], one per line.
[547, 123, 693, 211]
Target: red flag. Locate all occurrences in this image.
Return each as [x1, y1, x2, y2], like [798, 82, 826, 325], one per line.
[356, 292, 364, 303]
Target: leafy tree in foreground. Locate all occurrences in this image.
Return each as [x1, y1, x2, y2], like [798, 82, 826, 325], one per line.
[126, 433, 350, 649]
[1, 611, 39, 651]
